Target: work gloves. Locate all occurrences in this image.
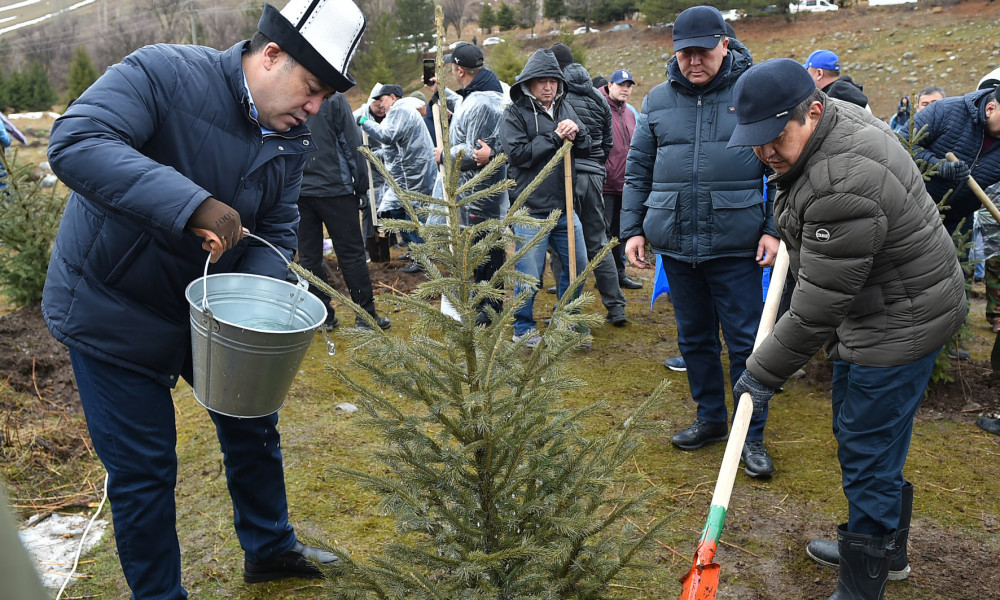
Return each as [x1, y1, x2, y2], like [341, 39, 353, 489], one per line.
[188, 197, 242, 263]
[733, 370, 776, 418]
[357, 114, 369, 126]
[935, 159, 971, 181]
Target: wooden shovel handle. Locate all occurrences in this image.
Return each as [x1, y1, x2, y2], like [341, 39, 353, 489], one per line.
[709, 242, 789, 511]
[945, 152, 1000, 223]
[564, 152, 576, 283]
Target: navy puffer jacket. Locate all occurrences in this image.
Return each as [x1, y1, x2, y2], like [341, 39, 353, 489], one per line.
[43, 42, 309, 387]
[621, 42, 776, 262]
[906, 88, 1000, 232]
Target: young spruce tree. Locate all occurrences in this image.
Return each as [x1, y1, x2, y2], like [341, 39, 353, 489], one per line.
[288, 10, 671, 599]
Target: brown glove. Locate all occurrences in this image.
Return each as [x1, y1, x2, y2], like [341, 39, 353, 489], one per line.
[188, 197, 243, 263]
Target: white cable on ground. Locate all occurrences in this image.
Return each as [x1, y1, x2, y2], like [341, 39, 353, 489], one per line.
[55, 471, 109, 600]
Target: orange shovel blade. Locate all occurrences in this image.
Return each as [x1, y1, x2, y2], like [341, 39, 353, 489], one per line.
[679, 560, 720, 600]
[679, 539, 720, 600]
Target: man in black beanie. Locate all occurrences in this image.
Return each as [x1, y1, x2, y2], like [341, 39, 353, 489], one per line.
[729, 57, 966, 599]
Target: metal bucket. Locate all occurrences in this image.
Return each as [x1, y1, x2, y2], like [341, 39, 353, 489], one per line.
[184, 235, 327, 418]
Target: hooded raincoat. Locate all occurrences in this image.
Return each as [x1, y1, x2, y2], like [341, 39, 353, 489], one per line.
[361, 95, 436, 213]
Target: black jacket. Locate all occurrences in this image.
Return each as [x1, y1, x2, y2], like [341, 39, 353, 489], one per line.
[561, 62, 612, 174]
[822, 75, 868, 108]
[300, 93, 367, 199]
[501, 49, 591, 217]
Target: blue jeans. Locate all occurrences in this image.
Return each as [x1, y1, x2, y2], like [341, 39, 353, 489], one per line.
[381, 207, 424, 245]
[512, 213, 587, 335]
[832, 348, 940, 536]
[661, 256, 768, 441]
[69, 349, 298, 600]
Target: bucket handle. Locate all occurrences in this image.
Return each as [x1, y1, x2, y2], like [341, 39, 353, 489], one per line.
[199, 231, 334, 355]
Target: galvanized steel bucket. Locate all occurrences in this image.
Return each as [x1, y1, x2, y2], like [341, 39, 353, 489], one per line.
[184, 233, 327, 418]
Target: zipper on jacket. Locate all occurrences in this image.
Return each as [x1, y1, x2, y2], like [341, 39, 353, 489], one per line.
[691, 95, 703, 266]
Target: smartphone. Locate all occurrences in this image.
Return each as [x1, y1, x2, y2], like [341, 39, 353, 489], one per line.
[422, 59, 435, 86]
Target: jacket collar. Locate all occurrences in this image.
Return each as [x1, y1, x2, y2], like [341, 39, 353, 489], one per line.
[457, 67, 503, 98]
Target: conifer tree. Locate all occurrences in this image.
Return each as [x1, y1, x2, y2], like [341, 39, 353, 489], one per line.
[0, 150, 66, 306]
[67, 46, 99, 102]
[288, 11, 672, 599]
[478, 3, 496, 34]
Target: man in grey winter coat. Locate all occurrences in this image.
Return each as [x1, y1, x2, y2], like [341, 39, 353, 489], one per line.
[622, 5, 779, 478]
[548, 43, 627, 326]
[729, 58, 967, 600]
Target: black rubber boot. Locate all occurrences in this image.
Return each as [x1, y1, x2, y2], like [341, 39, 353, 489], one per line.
[806, 483, 912, 581]
[827, 525, 892, 600]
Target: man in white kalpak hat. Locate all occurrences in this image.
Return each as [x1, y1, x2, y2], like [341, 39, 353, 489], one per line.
[41, 1, 366, 596]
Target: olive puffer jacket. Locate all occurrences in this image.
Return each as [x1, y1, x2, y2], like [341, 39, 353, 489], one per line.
[746, 97, 967, 389]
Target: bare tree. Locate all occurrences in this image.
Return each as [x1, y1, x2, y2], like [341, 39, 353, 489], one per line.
[440, 0, 469, 39]
[143, 0, 188, 41]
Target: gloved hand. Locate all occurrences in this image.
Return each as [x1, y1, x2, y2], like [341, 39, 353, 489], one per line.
[936, 159, 971, 181]
[187, 197, 243, 263]
[733, 369, 776, 418]
[357, 114, 369, 126]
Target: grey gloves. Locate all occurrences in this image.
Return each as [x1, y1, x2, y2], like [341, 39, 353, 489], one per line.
[936, 159, 971, 181]
[733, 370, 776, 417]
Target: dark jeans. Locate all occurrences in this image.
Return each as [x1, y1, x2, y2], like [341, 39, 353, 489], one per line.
[550, 173, 626, 317]
[661, 255, 768, 441]
[298, 194, 376, 318]
[832, 348, 939, 536]
[602, 192, 626, 277]
[69, 349, 297, 600]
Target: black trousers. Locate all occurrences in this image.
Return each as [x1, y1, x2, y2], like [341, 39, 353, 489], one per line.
[297, 194, 376, 317]
[603, 192, 626, 277]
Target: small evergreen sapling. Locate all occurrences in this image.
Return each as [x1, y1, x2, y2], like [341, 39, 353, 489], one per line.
[287, 12, 672, 598]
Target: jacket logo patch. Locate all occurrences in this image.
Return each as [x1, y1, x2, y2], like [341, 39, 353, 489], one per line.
[815, 228, 831, 242]
[728, 105, 736, 113]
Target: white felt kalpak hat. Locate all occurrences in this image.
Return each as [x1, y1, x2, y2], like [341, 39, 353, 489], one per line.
[258, 0, 366, 92]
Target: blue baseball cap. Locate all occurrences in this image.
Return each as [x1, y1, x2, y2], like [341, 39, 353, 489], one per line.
[804, 49, 840, 72]
[672, 6, 727, 51]
[728, 58, 817, 148]
[609, 69, 635, 84]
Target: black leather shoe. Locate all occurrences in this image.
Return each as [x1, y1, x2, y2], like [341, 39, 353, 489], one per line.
[357, 314, 391, 330]
[671, 419, 728, 450]
[946, 347, 971, 361]
[619, 275, 643, 290]
[243, 541, 338, 583]
[323, 315, 339, 332]
[546, 285, 557, 295]
[741, 440, 774, 479]
[606, 312, 627, 327]
[401, 261, 422, 274]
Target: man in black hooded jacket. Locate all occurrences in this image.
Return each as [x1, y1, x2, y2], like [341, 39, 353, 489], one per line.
[501, 48, 592, 347]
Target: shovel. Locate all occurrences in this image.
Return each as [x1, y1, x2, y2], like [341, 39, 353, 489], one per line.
[564, 152, 577, 284]
[678, 241, 789, 600]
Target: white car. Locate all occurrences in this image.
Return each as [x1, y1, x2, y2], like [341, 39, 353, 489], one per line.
[482, 36, 505, 46]
[573, 26, 600, 34]
[720, 9, 741, 21]
[789, 0, 839, 12]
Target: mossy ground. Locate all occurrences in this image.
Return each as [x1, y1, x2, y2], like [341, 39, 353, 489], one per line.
[14, 269, 996, 600]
